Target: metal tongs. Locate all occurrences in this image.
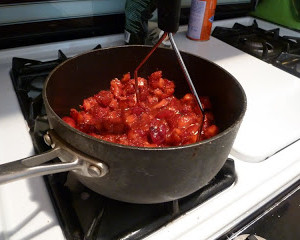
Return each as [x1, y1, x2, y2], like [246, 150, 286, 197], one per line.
[134, 0, 204, 115]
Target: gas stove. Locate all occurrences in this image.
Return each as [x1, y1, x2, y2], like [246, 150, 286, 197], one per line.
[0, 17, 299, 240]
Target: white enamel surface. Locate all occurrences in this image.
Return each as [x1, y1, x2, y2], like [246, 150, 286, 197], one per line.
[146, 143, 300, 240]
[0, 17, 299, 240]
[176, 19, 300, 162]
[0, 60, 63, 240]
[0, 34, 123, 240]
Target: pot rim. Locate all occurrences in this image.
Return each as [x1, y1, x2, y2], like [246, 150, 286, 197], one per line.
[43, 45, 247, 151]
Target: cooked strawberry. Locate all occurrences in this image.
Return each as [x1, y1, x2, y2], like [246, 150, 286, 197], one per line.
[62, 116, 76, 128]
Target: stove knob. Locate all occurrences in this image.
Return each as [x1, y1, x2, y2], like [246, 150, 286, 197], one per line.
[233, 234, 266, 240]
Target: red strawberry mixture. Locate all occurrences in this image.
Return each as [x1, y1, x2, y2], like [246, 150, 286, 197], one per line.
[62, 71, 219, 147]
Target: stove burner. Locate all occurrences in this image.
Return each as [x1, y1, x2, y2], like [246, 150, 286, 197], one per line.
[10, 45, 103, 128]
[212, 20, 300, 78]
[239, 37, 275, 58]
[10, 51, 67, 128]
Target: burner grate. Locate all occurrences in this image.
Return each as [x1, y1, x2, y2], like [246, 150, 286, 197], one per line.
[10, 50, 67, 128]
[10, 45, 102, 129]
[212, 20, 300, 78]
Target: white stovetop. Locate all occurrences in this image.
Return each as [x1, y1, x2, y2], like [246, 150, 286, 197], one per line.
[178, 17, 300, 163]
[0, 17, 299, 240]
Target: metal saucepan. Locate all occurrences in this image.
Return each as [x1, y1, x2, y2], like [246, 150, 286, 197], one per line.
[0, 46, 246, 204]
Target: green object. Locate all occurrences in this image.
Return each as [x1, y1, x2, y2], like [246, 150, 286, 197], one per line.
[251, 0, 300, 31]
[124, 0, 157, 44]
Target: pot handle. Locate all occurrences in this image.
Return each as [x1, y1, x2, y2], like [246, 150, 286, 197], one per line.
[0, 147, 81, 185]
[0, 130, 109, 185]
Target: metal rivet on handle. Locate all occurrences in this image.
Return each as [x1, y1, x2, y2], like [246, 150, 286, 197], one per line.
[44, 134, 52, 146]
[88, 165, 102, 177]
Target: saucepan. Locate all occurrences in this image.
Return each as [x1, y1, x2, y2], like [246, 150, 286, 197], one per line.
[0, 46, 246, 204]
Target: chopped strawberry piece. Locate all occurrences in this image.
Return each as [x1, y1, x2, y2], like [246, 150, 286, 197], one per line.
[82, 97, 98, 111]
[166, 128, 182, 145]
[131, 106, 145, 116]
[204, 125, 219, 139]
[200, 96, 212, 110]
[95, 90, 113, 107]
[110, 78, 123, 98]
[149, 119, 168, 145]
[152, 99, 169, 109]
[62, 117, 76, 128]
[121, 72, 131, 82]
[156, 109, 176, 120]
